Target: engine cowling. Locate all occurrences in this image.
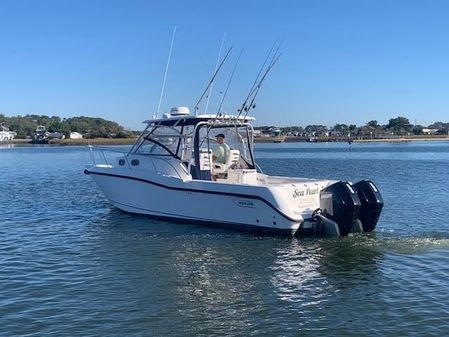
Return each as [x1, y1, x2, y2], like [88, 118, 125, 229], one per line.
[320, 181, 361, 236]
[352, 180, 383, 232]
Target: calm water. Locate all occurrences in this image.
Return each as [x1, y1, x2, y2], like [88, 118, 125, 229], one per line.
[1, 141, 449, 336]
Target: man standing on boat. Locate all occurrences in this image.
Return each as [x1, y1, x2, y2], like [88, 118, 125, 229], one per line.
[212, 133, 230, 164]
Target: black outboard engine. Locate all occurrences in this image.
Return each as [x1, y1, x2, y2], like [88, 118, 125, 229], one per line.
[319, 181, 361, 236]
[352, 180, 383, 232]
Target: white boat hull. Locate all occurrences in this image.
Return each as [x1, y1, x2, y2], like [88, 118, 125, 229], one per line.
[85, 166, 329, 235]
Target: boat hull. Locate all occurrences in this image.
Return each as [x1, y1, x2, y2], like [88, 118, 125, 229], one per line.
[85, 168, 303, 235]
[85, 165, 383, 237]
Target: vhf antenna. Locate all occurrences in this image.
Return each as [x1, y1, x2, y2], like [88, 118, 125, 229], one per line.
[156, 25, 177, 115]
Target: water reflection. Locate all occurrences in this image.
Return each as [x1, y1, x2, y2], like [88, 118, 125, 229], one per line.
[270, 235, 384, 304]
[0, 142, 16, 149]
[270, 240, 323, 303]
[85, 210, 449, 335]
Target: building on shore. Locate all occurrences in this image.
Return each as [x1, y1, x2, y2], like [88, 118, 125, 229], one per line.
[70, 132, 83, 139]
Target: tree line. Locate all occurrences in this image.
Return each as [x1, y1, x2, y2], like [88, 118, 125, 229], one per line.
[0, 114, 133, 139]
[257, 116, 449, 137]
[2, 114, 448, 139]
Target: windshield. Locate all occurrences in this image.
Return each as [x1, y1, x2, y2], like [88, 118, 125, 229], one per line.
[133, 125, 179, 157]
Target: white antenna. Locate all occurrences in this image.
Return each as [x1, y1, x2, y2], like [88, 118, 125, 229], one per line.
[204, 33, 226, 114]
[156, 26, 177, 115]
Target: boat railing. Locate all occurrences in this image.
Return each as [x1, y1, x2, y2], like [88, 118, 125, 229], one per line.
[88, 145, 189, 179]
[88, 145, 132, 169]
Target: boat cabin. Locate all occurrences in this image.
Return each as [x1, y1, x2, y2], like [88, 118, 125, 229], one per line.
[129, 107, 257, 183]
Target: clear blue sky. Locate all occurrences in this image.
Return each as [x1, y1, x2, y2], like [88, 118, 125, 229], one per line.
[1, 0, 448, 130]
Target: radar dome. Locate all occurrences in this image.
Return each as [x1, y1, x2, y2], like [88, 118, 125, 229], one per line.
[170, 107, 190, 116]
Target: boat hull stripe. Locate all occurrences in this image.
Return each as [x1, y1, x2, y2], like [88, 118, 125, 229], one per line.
[110, 199, 297, 235]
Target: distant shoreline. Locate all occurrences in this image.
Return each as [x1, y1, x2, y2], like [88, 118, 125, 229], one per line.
[8, 135, 449, 146]
[10, 138, 138, 146]
[353, 137, 449, 142]
[254, 135, 449, 143]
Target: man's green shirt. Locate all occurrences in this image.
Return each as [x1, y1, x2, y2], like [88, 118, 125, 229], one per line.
[213, 143, 230, 164]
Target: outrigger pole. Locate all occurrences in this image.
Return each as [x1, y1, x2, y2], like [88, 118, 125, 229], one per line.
[156, 26, 177, 115]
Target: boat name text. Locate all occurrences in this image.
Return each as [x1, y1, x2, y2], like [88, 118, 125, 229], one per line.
[292, 187, 319, 198]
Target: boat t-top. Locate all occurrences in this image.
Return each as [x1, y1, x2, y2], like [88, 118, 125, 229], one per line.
[85, 106, 383, 236]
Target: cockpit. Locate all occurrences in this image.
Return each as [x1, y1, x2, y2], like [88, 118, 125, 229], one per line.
[128, 110, 257, 182]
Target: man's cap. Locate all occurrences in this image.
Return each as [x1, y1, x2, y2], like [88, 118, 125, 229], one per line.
[215, 133, 225, 138]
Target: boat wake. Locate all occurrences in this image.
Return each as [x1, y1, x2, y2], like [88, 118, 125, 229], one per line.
[373, 232, 449, 253]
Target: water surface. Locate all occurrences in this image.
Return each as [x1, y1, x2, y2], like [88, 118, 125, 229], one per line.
[1, 141, 448, 336]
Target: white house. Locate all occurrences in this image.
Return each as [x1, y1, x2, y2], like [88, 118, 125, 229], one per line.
[70, 132, 83, 139]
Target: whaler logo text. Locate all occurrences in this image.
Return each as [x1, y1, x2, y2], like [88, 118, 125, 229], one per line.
[233, 199, 255, 208]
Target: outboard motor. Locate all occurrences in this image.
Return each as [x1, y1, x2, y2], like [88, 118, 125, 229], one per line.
[319, 181, 361, 236]
[352, 180, 383, 232]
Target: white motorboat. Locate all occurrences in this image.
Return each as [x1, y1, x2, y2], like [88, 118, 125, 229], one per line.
[85, 107, 383, 236]
[30, 125, 50, 144]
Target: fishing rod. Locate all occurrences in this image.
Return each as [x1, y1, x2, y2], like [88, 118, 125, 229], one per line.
[236, 41, 277, 118]
[243, 52, 281, 119]
[244, 41, 282, 110]
[201, 48, 243, 150]
[193, 46, 233, 116]
[237, 40, 282, 118]
[216, 47, 244, 118]
[205, 33, 226, 114]
[156, 26, 177, 115]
